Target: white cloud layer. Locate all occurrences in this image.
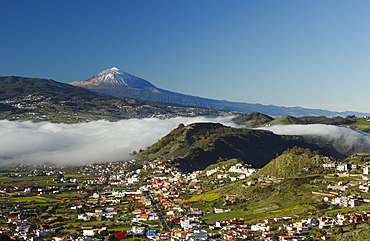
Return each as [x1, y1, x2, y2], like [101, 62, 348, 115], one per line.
[2, 119, 369, 166]
[0, 116, 238, 165]
[258, 124, 370, 154]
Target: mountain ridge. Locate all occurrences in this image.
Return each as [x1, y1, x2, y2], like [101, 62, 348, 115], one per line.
[137, 122, 346, 172]
[0, 76, 236, 123]
[69, 67, 370, 117]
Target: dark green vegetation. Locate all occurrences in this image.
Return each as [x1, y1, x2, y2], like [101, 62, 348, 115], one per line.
[138, 122, 345, 172]
[231, 112, 274, 127]
[265, 114, 370, 133]
[0, 76, 99, 100]
[233, 113, 360, 127]
[0, 76, 235, 123]
[345, 153, 370, 165]
[268, 115, 357, 126]
[233, 112, 370, 133]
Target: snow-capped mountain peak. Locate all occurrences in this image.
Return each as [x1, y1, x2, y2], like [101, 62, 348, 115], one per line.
[109, 66, 119, 71]
[70, 67, 159, 91]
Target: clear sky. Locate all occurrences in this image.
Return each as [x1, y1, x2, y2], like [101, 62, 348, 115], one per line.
[1, 0, 370, 113]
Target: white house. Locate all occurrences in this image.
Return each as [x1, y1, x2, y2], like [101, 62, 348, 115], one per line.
[186, 230, 208, 241]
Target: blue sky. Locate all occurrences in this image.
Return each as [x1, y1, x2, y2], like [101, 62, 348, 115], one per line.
[1, 0, 370, 113]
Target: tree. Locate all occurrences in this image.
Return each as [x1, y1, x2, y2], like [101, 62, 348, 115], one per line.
[36, 205, 48, 215]
[56, 172, 64, 180]
[349, 222, 357, 231]
[104, 234, 115, 241]
[334, 227, 344, 235]
[85, 185, 95, 196]
[0, 234, 11, 241]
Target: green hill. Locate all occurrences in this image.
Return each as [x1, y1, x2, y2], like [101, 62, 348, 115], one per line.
[344, 153, 370, 165]
[138, 123, 345, 172]
[0, 76, 99, 100]
[256, 147, 334, 178]
[268, 115, 356, 126]
[231, 112, 274, 127]
[235, 113, 370, 134]
[184, 148, 339, 223]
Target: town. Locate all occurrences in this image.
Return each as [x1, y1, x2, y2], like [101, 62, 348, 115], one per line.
[0, 93, 236, 123]
[1, 157, 370, 241]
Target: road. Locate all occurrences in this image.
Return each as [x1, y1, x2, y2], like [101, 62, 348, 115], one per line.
[143, 191, 171, 232]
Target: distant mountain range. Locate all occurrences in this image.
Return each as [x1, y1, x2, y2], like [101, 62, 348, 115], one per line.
[70, 67, 369, 117]
[0, 76, 234, 123]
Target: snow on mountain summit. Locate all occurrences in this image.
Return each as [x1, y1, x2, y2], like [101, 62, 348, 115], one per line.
[69, 67, 159, 91]
[86, 67, 157, 88]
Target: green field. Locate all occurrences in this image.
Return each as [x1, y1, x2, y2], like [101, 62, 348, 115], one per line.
[0, 195, 60, 203]
[184, 189, 222, 202]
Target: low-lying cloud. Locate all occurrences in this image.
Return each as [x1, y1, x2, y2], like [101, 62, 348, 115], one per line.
[258, 124, 370, 155]
[3, 118, 370, 165]
[0, 116, 238, 165]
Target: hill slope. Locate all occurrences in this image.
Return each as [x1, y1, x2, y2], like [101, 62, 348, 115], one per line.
[0, 75, 98, 99]
[268, 115, 356, 126]
[138, 123, 345, 172]
[69, 67, 369, 118]
[232, 112, 274, 127]
[256, 147, 332, 178]
[0, 76, 235, 123]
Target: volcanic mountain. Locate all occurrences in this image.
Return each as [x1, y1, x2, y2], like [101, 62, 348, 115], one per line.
[70, 67, 161, 92]
[70, 67, 368, 117]
[0, 75, 233, 123]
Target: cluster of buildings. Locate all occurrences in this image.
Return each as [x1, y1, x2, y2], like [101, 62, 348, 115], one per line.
[0, 94, 48, 110]
[324, 195, 363, 208]
[206, 162, 256, 182]
[1, 157, 370, 240]
[0, 160, 254, 240]
[317, 212, 370, 228]
[323, 161, 370, 175]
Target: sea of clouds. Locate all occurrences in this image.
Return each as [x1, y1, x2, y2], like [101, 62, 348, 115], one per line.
[258, 124, 370, 155]
[0, 116, 239, 165]
[2, 117, 370, 165]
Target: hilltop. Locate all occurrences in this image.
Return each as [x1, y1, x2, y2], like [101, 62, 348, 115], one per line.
[232, 112, 274, 127]
[232, 113, 370, 134]
[278, 115, 370, 134]
[255, 147, 333, 178]
[233, 113, 359, 127]
[267, 115, 357, 126]
[138, 122, 345, 172]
